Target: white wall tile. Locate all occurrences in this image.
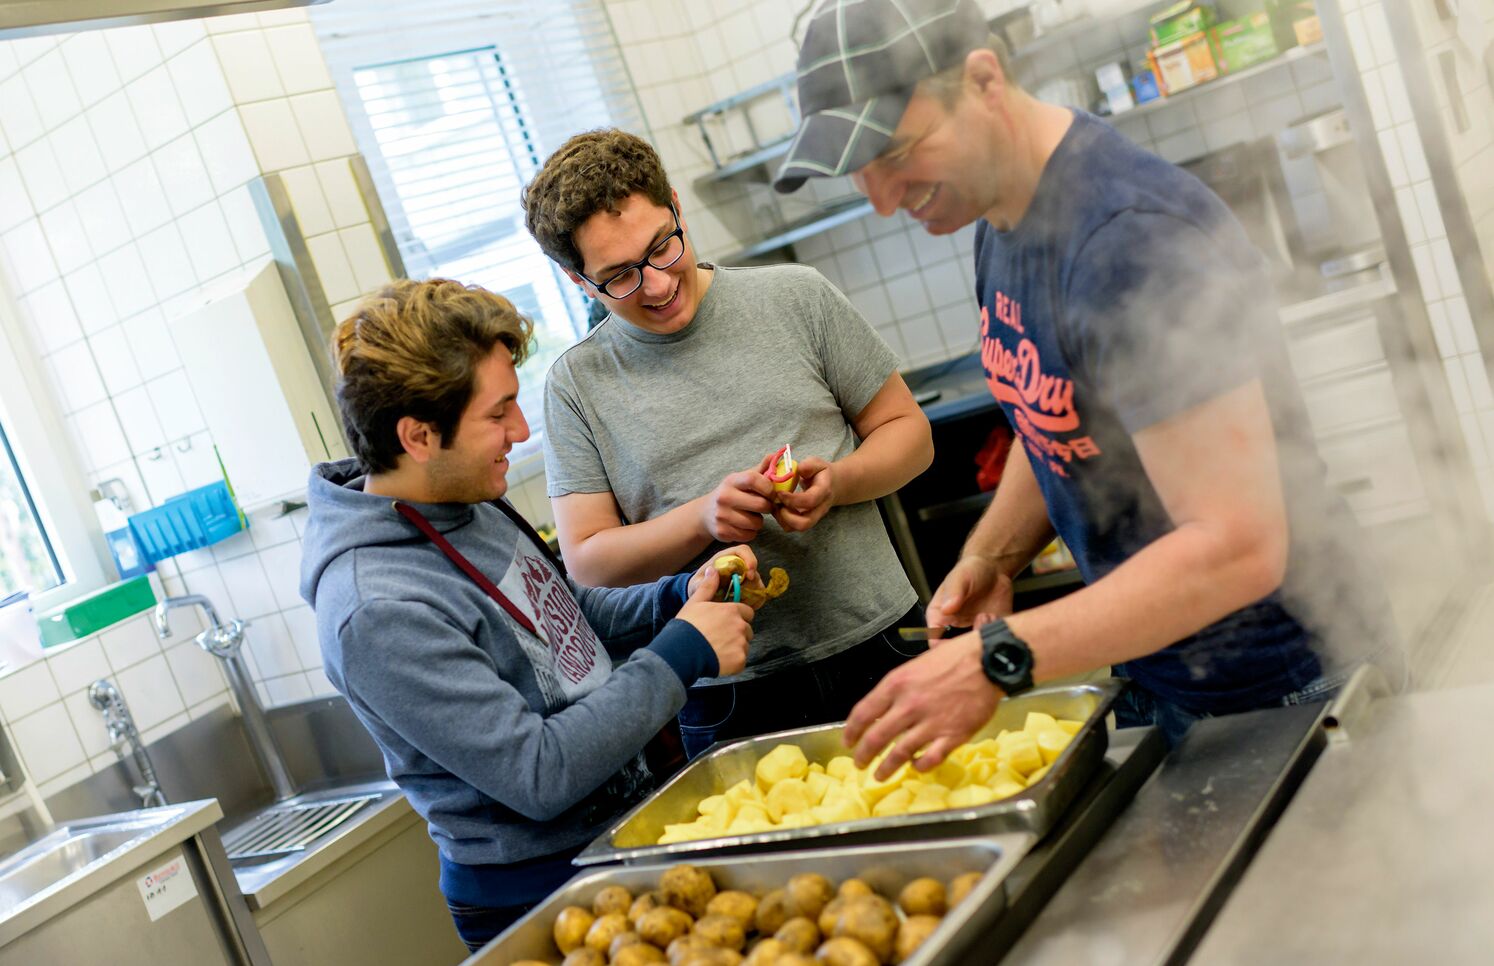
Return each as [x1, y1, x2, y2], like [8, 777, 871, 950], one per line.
[279, 165, 333, 236]
[195, 110, 259, 194]
[167, 40, 233, 126]
[177, 202, 240, 281]
[126, 66, 191, 152]
[64, 265, 116, 337]
[151, 131, 215, 214]
[0, 157, 34, 232]
[46, 638, 109, 694]
[173, 430, 222, 487]
[60, 33, 121, 108]
[19, 279, 80, 353]
[104, 26, 164, 83]
[9, 703, 87, 782]
[255, 541, 305, 613]
[85, 92, 148, 173]
[211, 528, 258, 563]
[38, 202, 93, 274]
[62, 688, 114, 758]
[113, 383, 166, 456]
[0, 43, 19, 84]
[339, 223, 390, 294]
[136, 223, 197, 298]
[49, 340, 106, 412]
[153, 17, 208, 57]
[0, 74, 43, 149]
[243, 612, 301, 678]
[137, 448, 186, 504]
[885, 273, 932, 320]
[145, 370, 206, 441]
[98, 244, 157, 318]
[112, 157, 173, 237]
[164, 638, 226, 707]
[218, 185, 270, 262]
[15, 138, 68, 211]
[100, 615, 163, 671]
[212, 31, 285, 103]
[89, 325, 144, 397]
[264, 24, 333, 95]
[264, 673, 312, 707]
[305, 231, 359, 303]
[113, 654, 185, 731]
[239, 100, 309, 171]
[69, 400, 130, 471]
[24, 49, 83, 130]
[121, 306, 179, 379]
[0, 659, 62, 721]
[218, 553, 279, 619]
[50, 115, 108, 195]
[1445, 297, 1477, 355]
[281, 603, 320, 670]
[289, 90, 356, 161]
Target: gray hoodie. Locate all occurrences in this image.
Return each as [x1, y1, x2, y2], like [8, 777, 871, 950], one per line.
[298, 459, 714, 875]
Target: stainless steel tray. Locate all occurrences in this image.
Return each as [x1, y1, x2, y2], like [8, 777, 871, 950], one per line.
[576, 679, 1123, 867]
[463, 834, 1033, 966]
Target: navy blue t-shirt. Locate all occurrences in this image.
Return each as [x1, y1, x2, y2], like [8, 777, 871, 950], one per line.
[975, 111, 1389, 714]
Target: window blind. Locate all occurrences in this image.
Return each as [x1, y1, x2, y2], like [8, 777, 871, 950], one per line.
[313, 1, 648, 463]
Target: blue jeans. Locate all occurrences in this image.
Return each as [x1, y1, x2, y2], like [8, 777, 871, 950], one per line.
[679, 605, 925, 759]
[447, 899, 536, 953]
[1112, 666, 1356, 747]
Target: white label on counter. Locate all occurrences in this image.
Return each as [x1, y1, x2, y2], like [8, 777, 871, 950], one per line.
[136, 851, 198, 921]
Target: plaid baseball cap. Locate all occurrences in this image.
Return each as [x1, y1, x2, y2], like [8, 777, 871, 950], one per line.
[773, 0, 991, 194]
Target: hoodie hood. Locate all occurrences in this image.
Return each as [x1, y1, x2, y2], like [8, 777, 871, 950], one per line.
[299, 457, 476, 608]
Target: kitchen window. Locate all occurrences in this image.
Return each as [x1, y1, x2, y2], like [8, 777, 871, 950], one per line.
[0, 420, 62, 602]
[315, 1, 648, 468]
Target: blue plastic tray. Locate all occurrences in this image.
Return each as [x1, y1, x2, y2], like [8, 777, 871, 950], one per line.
[127, 480, 246, 563]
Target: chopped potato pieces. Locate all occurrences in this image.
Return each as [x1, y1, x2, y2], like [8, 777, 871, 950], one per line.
[655, 713, 1085, 843]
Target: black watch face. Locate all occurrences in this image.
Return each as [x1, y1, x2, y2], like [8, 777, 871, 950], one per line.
[988, 642, 1025, 676]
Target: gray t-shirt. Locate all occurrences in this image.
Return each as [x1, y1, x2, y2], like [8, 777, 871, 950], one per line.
[544, 264, 918, 683]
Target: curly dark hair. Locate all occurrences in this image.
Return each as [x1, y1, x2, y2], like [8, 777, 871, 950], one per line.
[522, 128, 674, 275]
[333, 278, 534, 473]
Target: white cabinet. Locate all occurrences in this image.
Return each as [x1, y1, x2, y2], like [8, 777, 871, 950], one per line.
[168, 259, 348, 510]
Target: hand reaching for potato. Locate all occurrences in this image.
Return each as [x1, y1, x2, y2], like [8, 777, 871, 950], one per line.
[711, 553, 789, 609]
[772, 456, 835, 533]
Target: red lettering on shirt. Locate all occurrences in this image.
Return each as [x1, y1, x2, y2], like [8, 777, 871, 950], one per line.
[518, 553, 602, 684]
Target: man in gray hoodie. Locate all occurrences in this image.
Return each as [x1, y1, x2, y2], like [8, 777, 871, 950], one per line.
[299, 278, 757, 951]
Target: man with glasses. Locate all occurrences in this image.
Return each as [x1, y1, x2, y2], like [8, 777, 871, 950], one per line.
[523, 128, 935, 756]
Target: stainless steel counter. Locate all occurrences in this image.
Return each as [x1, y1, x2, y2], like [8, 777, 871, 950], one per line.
[1192, 681, 1494, 963]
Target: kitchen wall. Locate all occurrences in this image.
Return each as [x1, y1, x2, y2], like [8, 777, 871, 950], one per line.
[0, 9, 392, 798]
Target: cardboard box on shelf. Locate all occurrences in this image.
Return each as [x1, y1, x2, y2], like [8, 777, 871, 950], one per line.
[1211, 12, 1280, 73]
[1293, 15, 1323, 46]
[1149, 2, 1217, 48]
[1150, 31, 1220, 95]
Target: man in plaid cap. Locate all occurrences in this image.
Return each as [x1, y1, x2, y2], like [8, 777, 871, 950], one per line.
[778, 0, 1402, 772]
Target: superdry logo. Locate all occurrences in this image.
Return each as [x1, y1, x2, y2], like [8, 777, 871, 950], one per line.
[518, 554, 601, 685]
[981, 292, 1102, 477]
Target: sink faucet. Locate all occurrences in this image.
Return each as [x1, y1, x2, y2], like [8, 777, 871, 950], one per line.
[88, 679, 168, 809]
[155, 594, 298, 802]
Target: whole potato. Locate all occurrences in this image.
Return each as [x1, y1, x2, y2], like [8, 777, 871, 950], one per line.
[774, 916, 821, 955]
[815, 936, 880, 966]
[947, 872, 983, 909]
[754, 888, 793, 935]
[743, 937, 789, 965]
[838, 879, 874, 901]
[706, 890, 759, 929]
[895, 915, 942, 963]
[817, 897, 846, 938]
[585, 912, 630, 954]
[786, 873, 835, 920]
[778, 956, 817, 966]
[632, 890, 668, 926]
[554, 905, 596, 954]
[611, 931, 645, 959]
[693, 913, 747, 951]
[511, 962, 551, 966]
[613, 943, 668, 966]
[668, 935, 716, 965]
[640, 906, 695, 948]
[661, 865, 718, 919]
[594, 884, 635, 917]
[896, 878, 947, 918]
[831, 895, 899, 963]
[676, 946, 743, 966]
[562, 949, 605, 966]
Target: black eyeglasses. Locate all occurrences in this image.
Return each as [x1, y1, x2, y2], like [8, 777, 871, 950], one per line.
[583, 205, 686, 300]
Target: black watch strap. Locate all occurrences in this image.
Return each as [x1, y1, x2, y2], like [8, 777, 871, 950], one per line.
[978, 619, 1035, 695]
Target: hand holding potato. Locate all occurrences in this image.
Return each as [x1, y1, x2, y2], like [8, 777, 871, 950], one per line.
[676, 569, 754, 677]
[772, 456, 835, 533]
[699, 462, 776, 543]
[688, 546, 763, 603]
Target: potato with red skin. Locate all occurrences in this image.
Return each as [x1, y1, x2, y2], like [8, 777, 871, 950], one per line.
[554, 906, 596, 955]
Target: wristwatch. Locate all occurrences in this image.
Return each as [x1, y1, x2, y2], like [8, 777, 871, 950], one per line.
[978, 619, 1035, 696]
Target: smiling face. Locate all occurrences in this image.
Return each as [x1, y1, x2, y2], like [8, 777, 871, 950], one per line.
[423, 346, 530, 504]
[570, 192, 706, 335]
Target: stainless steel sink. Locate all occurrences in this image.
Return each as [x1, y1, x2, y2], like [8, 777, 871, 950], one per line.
[0, 807, 203, 922]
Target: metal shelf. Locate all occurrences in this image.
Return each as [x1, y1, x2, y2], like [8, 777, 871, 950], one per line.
[718, 197, 875, 264]
[1013, 568, 1085, 594]
[1010, 0, 1166, 62]
[916, 490, 995, 524]
[1108, 43, 1328, 122]
[694, 137, 794, 187]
